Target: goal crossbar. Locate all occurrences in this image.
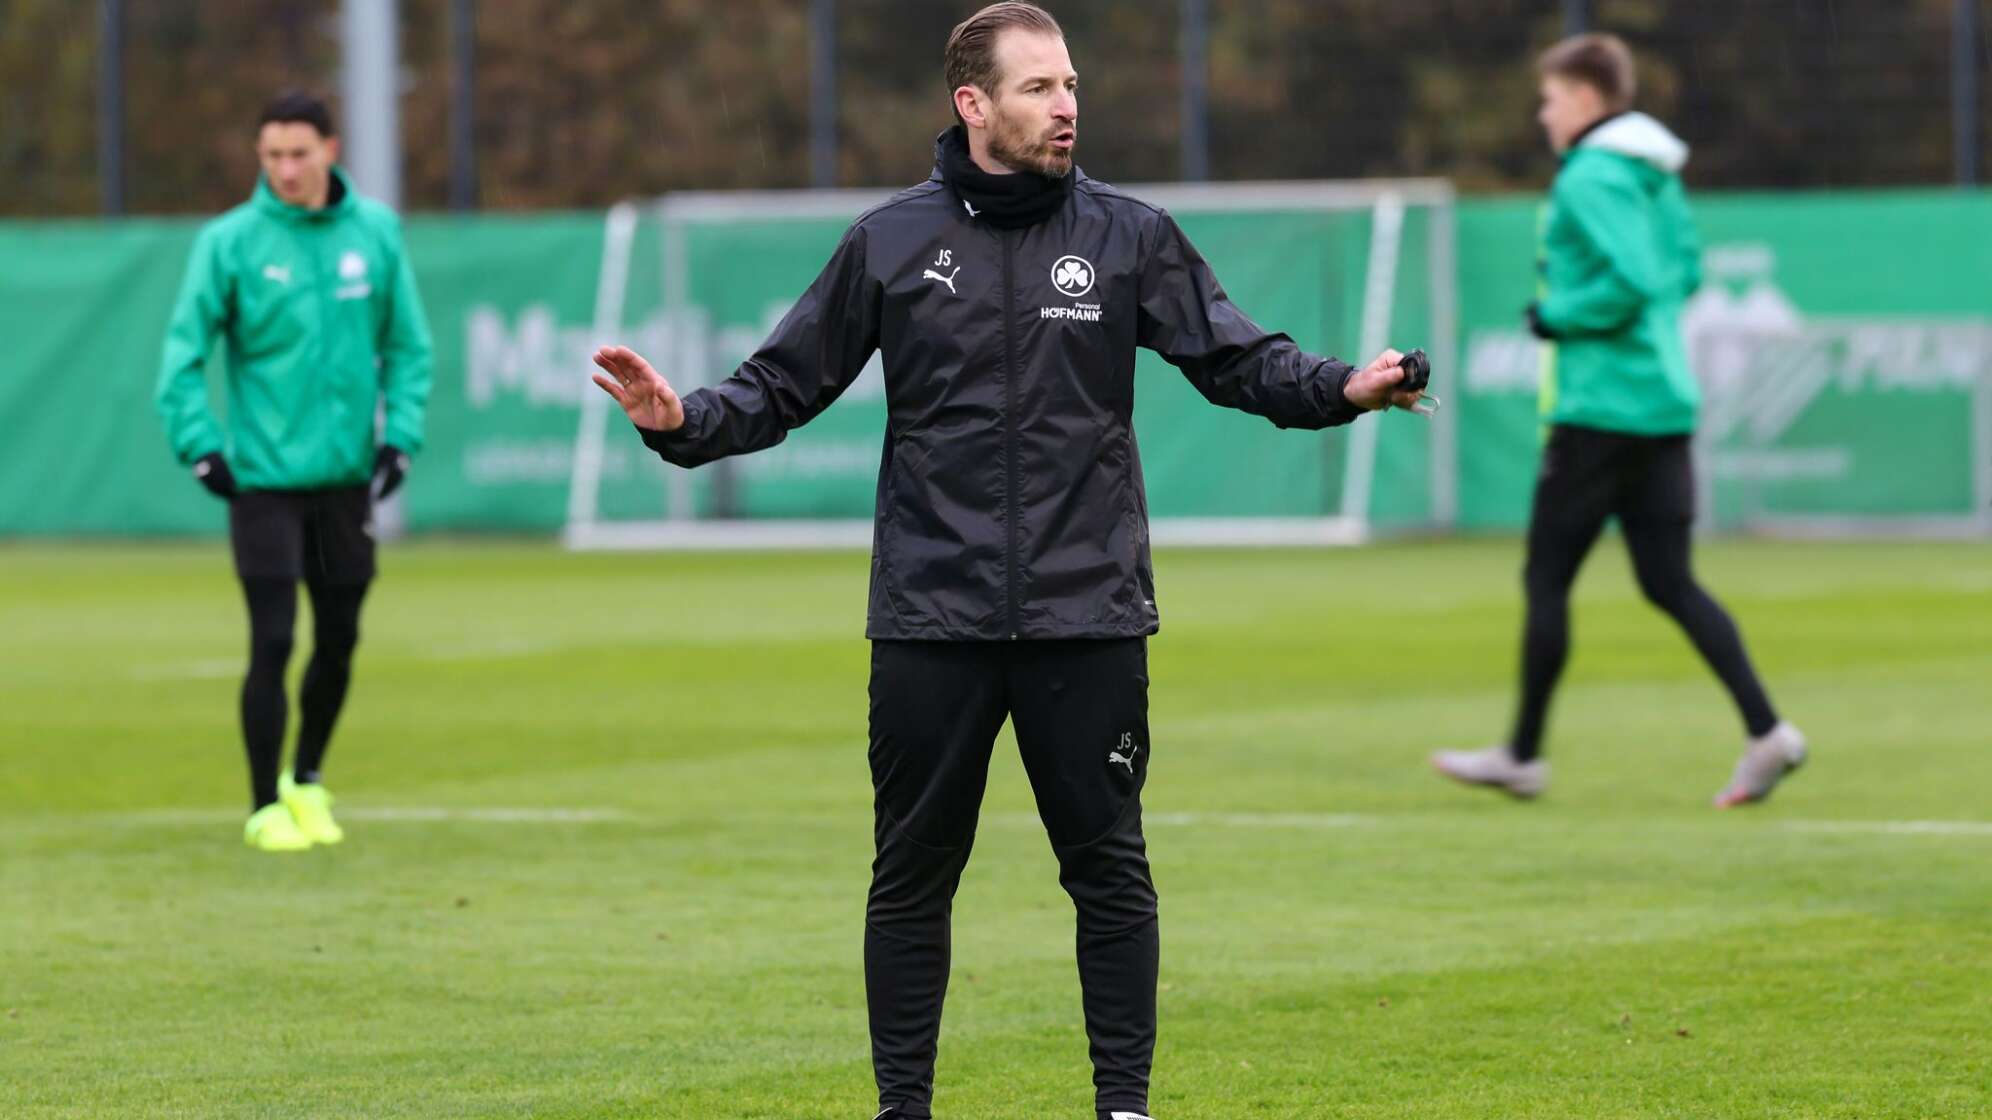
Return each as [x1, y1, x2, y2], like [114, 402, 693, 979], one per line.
[565, 179, 1457, 551]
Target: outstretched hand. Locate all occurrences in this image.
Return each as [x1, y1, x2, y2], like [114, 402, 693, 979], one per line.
[591, 345, 685, 432]
[1341, 349, 1432, 415]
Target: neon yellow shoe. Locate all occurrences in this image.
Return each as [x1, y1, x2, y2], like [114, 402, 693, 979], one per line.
[244, 803, 313, 852]
[279, 774, 345, 846]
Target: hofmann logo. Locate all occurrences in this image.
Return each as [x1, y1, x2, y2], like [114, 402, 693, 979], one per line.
[1043, 254, 1102, 322]
[1042, 303, 1102, 322]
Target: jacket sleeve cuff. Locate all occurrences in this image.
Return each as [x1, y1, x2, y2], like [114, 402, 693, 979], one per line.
[636, 394, 705, 458]
[1327, 360, 1366, 423]
[179, 439, 225, 466]
[637, 424, 684, 454]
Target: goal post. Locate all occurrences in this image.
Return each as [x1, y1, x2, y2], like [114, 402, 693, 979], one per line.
[564, 179, 1459, 551]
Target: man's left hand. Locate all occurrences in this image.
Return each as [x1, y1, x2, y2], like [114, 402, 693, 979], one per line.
[1342, 350, 1429, 413]
[373, 445, 411, 500]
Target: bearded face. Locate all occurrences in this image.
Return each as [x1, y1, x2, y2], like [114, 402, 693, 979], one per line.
[986, 90, 1076, 179]
[975, 30, 1078, 179]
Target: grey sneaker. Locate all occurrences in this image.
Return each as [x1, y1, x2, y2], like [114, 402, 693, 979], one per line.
[1431, 746, 1548, 799]
[1714, 722, 1807, 808]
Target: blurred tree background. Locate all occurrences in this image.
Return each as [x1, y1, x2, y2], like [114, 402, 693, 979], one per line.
[1, 0, 1985, 215]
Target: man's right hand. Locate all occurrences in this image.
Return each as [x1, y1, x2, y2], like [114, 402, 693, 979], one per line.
[591, 345, 685, 432]
[192, 452, 238, 500]
[1341, 349, 1430, 413]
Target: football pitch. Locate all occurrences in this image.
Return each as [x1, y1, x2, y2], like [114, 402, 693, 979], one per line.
[3, 537, 1987, 1119]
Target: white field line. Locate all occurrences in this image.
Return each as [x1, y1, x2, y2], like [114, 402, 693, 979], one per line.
[84, 805, 1992, 837]
[415, 637, 567, 660]
[992, 810, 1992, 838]
[1780, 819, 1992, 837]
[346, 806, 627, 823]
[132, 639, 568, 681]
[1143, 811, 1376, 830]
[131, 658, 241, 681]
[106, 806, 630, 826]
[987, 810, 1397, 831]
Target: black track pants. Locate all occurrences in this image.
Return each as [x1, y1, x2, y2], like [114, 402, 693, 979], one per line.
[865, 638, 1158, 1119]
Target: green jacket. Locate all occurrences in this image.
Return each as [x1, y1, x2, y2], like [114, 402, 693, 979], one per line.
[1536, 112, 1702, 436]
[156, 167, 432, 490]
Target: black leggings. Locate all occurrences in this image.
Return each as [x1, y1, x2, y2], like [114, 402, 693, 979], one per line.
[240, 578, 369, 809]
[1510, 515, 1778, 761]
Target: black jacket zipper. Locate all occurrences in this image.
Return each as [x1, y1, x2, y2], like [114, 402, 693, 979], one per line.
[1002, 230, 1019, 639]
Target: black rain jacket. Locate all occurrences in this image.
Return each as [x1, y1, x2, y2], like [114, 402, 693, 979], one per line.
[641, 140, 1365, 640]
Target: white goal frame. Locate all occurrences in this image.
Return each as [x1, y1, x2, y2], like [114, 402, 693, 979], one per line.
[565, 180, 1457, 551]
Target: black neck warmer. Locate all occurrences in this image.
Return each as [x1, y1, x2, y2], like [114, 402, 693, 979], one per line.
[935, 125, 1074, 230]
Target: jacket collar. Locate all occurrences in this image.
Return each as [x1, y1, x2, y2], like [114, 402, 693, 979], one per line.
[930, 126, 1083, 229]
[1562, 111, 1627, 158]
[1575, 112, 1690, 173]
[252, 165, 357, 223]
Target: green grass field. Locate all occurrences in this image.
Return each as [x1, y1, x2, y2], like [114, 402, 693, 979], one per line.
[3, 537, 1988, 1119]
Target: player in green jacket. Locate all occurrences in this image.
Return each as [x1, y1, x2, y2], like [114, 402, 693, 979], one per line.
[1433, 34, 1804, 807]
[155, 92, 433, 851]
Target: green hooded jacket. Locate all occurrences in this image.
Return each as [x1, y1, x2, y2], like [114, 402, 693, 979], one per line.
[155, 167, 433, 490]
[1536, 112, 1702, 436]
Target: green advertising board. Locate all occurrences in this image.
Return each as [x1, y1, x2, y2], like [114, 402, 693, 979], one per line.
[2, 186, 1986, 539]
[1451, 190, 1992, 530]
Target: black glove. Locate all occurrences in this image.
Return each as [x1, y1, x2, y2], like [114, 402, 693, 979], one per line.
[1524, 302, 1558, 341]
[372, 445, 411, 500]
[192, 452, 238, 500]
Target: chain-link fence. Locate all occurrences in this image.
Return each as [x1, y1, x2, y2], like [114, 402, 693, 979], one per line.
[1, 0, 1985, 216]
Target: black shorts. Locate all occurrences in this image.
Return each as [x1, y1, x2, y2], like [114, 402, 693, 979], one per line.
[228, 485, 377, 586]
[1532, 423, 1696, 530]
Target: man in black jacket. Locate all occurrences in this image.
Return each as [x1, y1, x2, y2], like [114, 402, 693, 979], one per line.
[590, 5, 1424, 1117]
